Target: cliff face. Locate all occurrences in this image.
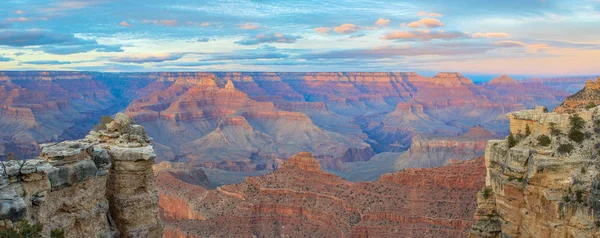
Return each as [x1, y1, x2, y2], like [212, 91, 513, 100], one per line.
[157, 152, 486, 237]
[0, 113, 162, 237]
[469, 105, 600, 237]
[554, 77, 600, 113]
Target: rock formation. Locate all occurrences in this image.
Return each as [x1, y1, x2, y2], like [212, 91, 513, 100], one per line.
[0, 71, 575, 185]
[157, 152, 486, 237]
[0, 113, 162, 237]
[554, 76, 600, 113]
[469, 100, 600, 237]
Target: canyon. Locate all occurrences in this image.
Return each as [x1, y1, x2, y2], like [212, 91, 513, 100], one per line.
[0, 72, 590, 184]
[156, 152, 486, 237]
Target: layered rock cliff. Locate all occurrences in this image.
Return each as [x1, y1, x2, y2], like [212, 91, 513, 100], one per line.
[470, 104, 600, 237]
[554, 77, 600, 113]
[157, 152, 486, 237]
[0, 113, 162, 237]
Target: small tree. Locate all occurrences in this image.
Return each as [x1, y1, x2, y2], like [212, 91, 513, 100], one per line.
[558, 143, 574, 154]
[586, 102, 597, 109]
[525, 124, 531, 137]
[570, 114, 585, 131]
[508, 133, 518, 148]
[543, 107, 549, 113]
[6, 152, 18, 161]
[537, 135, 551, 146]
[569, 130, 585, 143]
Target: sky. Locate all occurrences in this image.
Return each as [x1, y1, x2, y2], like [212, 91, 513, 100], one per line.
[0, 0, 599, 76]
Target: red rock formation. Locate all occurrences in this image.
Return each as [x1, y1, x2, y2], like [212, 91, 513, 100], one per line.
[157, 152, 486, 237]
[553, 77, 600, 113]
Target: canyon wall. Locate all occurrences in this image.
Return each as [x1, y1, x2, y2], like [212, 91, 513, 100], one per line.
[156, 152, 486, 237]
[470, 106, 600, 237]
[0, 113, 162, 237]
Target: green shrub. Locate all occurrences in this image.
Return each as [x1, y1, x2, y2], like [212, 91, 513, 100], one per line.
[6, 152, 18, 161]
[483, 188, 491, 199]
[508, 133, 518, 148]
[569, 130, 585, 143]
[570, 114, 585, 131]
[0, 220, 43, 238]
[543, 107, 549, 113]
[525, 124, 531, 137]
[51, 228, 65, 238]
[576, 191, 583, 203]
[586, 102, 597, 109]
[582, 167, 586, 174]
[558, 143, 574, 154]
[537, 135, 551, 146]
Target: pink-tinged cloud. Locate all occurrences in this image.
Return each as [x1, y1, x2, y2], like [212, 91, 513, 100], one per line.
[472, 32, 511, 38]
[493, 40, 526, 47]
[381, 30, 466, 41]
[365, 26, 379, 30]
[15, 10, 24, 15]
[119, 21, 131, 27]
[6, 17, 29, 22]
[406, 18, 444, 28]
[375, 18, 390, 26]
[239, 23, 260, 30]
[314, 27, 331, 34]
[334, 24, 359, 34]
[143, 20, 178, 26]
[201, 22, 210, 27]
[417, 12, 443, 17]
[110, 53, 185, 63]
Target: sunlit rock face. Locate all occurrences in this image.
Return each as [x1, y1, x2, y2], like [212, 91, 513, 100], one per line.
[0, 113, 162, 237]
[469, 102, 600, 237]
[156, 152, 486, 238]
[554, 77, 600, 113]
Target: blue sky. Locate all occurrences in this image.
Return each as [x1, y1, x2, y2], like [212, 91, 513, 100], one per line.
[0, 0, 599, 76]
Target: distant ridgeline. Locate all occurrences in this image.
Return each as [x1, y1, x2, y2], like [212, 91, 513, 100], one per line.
[0, 113, 162, 237]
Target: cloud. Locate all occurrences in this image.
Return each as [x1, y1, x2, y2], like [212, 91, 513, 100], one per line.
[0, 30, 123, 54]
[472, 32, 512, 38]
[406, 18, 444, 28]
[110, 53, 185, 63]
[334, 24, 359, 34]
[201, 22, 210, 27]
[417, 12, 444, 17]
[381, 30, 466, 41]
[6, 17, 29, 22]
[493, 40, 526, 47]
[301, 43, 496, 60]
[15, 10, 24, 15]
[314, 27, 331, 34]
[375, 18, 391, 26]
[235, 33, 300, 45]
[238, 23, 260, 30]
[0, 55, 13, 62]
[22, 60, 72, 65]
[143, 20, 178, 26]
[119, 21, 131, 27]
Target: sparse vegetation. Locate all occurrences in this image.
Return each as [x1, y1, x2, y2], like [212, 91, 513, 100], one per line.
[0, 220, 43, 238]
[537, 135, 551, 146]
[582, 167, 586, 174]
[50, 228, 65, 238]
[525, 124, 531, 137]
[570, 114, 585, 131]
[6, 152, 18, 161]
[508, 133, 518, 148]
[569, 130, 585, 143]
[550, 122, 562, 136]
[543, 107, 549, 113]
[558, 143, 574, 154]
[483, 188, 491, 199]
[586, 102, 597, 109]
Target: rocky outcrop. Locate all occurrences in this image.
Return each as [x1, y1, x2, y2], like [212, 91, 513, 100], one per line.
[394, 126, 499, 170]
[0, 113, 162, 237]
[158, 152, 486, 237]
[469, 102, 600, 237]
[554, 76, 600, 113]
